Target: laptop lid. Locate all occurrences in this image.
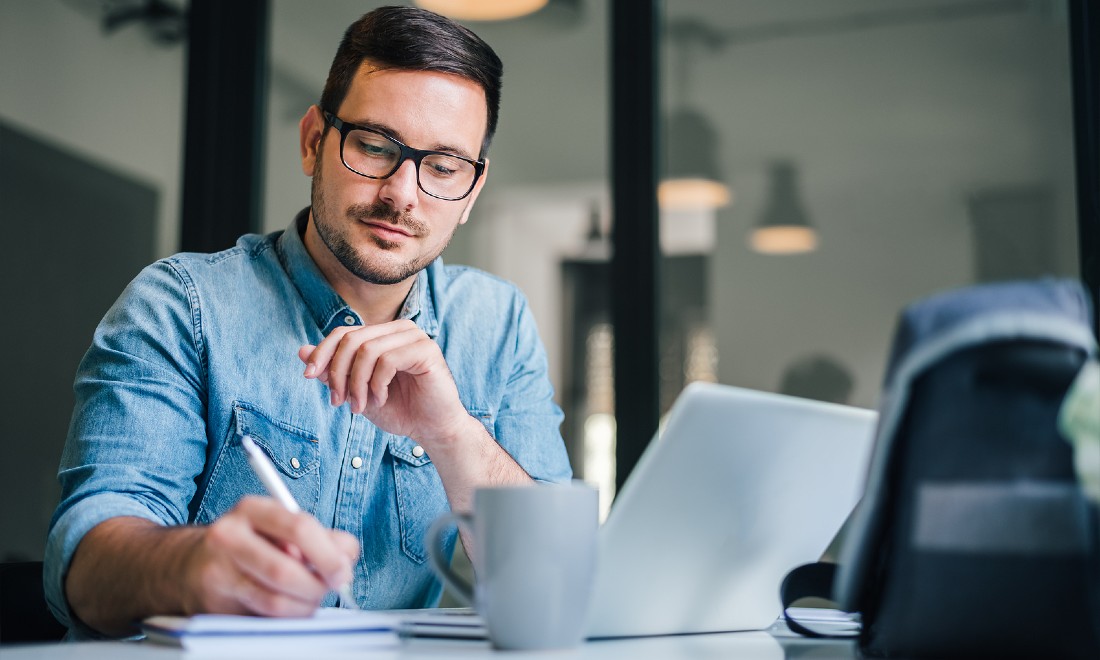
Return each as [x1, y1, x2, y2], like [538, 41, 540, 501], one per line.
[585, 382, 876, 638]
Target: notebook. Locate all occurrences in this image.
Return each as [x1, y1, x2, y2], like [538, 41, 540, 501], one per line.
[584, 382, 876, 638]
[142, 608, 399, 652]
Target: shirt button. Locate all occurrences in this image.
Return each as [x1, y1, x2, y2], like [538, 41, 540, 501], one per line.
[344, 315, 356, 326]
[290, 457, 301, 469]
[412, 445, 425, 458]
[351, 456, 363, 469]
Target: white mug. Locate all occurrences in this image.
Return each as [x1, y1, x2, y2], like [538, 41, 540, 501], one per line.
[426, 482, 598, 650]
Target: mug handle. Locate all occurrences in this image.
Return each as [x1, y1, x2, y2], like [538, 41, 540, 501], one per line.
[426, 511, 474, 606]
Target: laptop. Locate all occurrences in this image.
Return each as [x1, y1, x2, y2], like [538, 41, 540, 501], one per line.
[584, 381, 876, 638]
[389, 382, 876, 639]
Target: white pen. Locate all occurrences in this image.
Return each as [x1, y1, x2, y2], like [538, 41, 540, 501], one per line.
[240, 434, 360, 610]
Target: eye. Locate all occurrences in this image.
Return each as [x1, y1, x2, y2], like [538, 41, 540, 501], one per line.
[423, 154, 466, 178]
[361, 141, 395, 158]
[351, 133, 398, 160]
[430, 162, 457, 176]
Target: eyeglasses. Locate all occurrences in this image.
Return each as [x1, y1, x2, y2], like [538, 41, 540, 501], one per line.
[322, 111, 485, 201]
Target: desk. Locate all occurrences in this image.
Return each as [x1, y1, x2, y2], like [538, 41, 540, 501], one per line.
[0, 623, 856, 659]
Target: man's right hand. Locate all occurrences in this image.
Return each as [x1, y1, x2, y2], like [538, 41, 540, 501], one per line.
[179, 496, 359, 616]
[65, 499, 360, 637]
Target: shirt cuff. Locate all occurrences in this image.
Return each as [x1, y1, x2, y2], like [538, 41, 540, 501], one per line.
[44, 493, 166, 639]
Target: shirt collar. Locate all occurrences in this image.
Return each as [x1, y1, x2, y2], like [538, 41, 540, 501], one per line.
[276, 208, 439, 337]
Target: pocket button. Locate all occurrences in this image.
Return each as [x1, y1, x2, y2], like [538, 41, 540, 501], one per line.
[290, 457, 301, 469]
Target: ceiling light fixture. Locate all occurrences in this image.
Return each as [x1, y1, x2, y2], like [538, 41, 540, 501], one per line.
[415, 0, 549, 21]
[661, 19, 732, 213]
[660, 107, 732, 211]
[749, 161, 818, 254]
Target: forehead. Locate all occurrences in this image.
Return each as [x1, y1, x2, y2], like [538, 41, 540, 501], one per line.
[337, 64, 488, 155]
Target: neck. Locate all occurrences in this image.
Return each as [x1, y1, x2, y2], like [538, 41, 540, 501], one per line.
[302, 214, 415, 326]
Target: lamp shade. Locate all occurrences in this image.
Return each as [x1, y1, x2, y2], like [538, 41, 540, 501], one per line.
[415, 0, 549, 21]
[749, 161, 817, 254]
[660, 107, 732, 211]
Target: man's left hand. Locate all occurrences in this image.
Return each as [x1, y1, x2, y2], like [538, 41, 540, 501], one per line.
[299, 320, 471, 446]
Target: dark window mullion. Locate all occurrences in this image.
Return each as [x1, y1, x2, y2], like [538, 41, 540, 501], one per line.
[610, 0, 661, 491]
[1070, 0, 1100, 334]
[180, 0, 269, 253]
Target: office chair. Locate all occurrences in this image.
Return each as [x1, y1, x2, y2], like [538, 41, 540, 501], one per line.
[0, 561, 68, 644]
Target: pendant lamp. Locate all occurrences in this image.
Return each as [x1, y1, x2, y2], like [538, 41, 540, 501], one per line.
[659, 107, 733, 211]
[749, 161, 818, 254]
[415, 0, 549, 21]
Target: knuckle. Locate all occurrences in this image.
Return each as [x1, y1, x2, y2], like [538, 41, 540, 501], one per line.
[205, 519, 234, 548]
[374, 353, 395, 371]
[327, 357, 347, 377]
[289, 513, 315, 540]
[264, 559, 294, 587]
[341, 326, 364, 342]
[355, 342, 376, 360]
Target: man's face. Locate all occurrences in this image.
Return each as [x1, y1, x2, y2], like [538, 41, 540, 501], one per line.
[302, 64, 489, 286]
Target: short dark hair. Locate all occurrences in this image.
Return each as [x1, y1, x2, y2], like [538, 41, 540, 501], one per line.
[319, 5, 503, 156]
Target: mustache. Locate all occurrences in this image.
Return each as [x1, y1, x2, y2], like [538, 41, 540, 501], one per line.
[347, 202, 428, 236]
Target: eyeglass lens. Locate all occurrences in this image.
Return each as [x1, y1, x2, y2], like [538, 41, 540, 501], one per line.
[343, 129, 477, 200]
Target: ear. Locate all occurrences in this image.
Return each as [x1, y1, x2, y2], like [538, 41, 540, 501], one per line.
[299, 105, 326, 176]
[457, 157, 490, 226]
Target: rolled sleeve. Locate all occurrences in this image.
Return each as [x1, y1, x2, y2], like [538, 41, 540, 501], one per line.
[43, 260, 209, 635]
[43, 492, 167, 634]
[494, 294, 572, 484]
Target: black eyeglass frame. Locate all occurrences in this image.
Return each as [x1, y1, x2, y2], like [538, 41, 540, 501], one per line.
[322, 110, 485, 201]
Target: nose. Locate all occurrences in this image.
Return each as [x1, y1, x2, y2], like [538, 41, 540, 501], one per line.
[377, 159, 420, 211]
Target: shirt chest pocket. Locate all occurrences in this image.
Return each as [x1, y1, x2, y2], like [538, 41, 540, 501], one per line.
[389, 436, 453, 564]
[388, 409, 495, 564]
[195, 402, 321, 524]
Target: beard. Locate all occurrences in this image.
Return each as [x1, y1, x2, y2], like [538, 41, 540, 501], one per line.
[310, 157, 457, 286]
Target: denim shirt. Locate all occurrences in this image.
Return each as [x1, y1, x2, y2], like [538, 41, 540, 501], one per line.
[44, 211, 571, 635]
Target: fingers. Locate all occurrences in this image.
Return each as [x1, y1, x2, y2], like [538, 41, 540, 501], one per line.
[345, 329, 433, 412]
[298, 321, 467, 443]
[300, 320, 434, 411]
[236, 497, 355, 592]
[300, 345, 329, 384]
[202, 516, 321, 616]
[300, 321, 404, 380]
[190, 497, 358, 617]
[234, 572, 317, 618]
[304, 321, 413, 376]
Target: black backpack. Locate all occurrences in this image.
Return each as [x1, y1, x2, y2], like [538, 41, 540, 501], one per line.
[785, 279, 1100, 658]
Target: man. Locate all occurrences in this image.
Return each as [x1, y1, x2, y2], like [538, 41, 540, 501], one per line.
[45, 6, 571, 638]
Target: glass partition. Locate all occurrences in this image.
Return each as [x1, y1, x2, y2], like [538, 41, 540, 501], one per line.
[658, 0, 1078, 411]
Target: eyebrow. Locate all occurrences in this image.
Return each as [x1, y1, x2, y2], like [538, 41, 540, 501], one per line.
[353, 119, 477, 161]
